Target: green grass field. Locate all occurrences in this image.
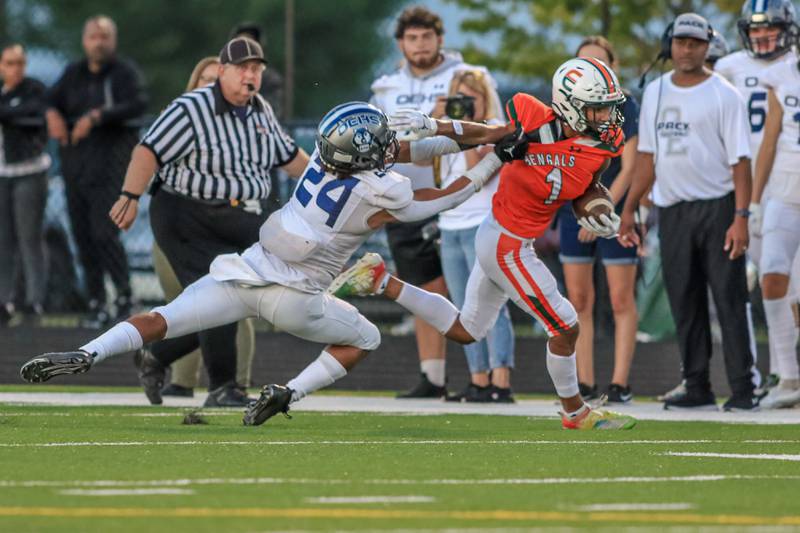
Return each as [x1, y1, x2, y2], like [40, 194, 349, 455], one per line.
[1, 400, 799, 532]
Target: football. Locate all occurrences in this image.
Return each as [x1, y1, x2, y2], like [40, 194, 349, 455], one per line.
[572, 182, 614, 220]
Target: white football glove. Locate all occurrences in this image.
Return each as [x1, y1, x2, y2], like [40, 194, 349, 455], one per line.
[388, 108, 438, 141]
[748, 202, 762, 238]
[577, 212, 621, 239]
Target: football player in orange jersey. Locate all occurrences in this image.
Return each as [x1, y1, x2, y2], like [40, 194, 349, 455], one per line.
[331, 58, 637, 430]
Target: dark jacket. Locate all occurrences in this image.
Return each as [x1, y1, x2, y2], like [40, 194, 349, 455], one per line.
[48, 56, 147, 129]
[0, 77, 48, 164]
[49, 56, 148, 185]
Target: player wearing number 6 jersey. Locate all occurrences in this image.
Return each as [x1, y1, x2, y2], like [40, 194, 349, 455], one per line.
[332, 58, 637, 430]
[19, 102, 525, 423]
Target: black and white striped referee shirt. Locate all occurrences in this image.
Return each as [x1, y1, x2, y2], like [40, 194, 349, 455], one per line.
[140, 81, 297, 201]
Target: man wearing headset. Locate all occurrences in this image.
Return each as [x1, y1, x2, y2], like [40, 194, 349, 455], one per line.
[618, 13, 759, 411]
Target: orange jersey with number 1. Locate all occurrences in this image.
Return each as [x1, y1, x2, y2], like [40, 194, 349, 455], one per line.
[491, 93, 624, 239]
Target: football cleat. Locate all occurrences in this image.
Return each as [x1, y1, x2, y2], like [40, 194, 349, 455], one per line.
[327, 253, 386, 298]
[242, 384, 293, 426]
[759, 380, 800, 409]
[20, 350, 93, 383]
[561, 405, 636, 430]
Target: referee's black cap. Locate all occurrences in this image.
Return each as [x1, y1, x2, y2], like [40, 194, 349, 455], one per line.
[219, 36, 267, 65]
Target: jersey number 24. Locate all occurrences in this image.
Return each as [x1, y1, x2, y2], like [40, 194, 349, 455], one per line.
[295, 164, 359, 227]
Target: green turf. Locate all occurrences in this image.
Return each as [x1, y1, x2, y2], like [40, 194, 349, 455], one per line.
[0, 403, 798, 532]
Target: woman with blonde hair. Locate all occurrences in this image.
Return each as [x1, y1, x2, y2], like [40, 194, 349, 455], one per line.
[431, 69, 515, 402]
[154, 55, 256, 398]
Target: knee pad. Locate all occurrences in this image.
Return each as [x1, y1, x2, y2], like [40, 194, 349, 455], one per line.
[357, 321, 381, 351]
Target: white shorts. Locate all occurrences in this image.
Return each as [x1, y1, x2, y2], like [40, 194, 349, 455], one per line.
[460, 215, 577, 339]
[760, 199, 800, 278]
[152, 275, 380, 351]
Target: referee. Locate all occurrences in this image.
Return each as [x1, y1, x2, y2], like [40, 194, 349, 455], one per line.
[109, 36, 309, 406]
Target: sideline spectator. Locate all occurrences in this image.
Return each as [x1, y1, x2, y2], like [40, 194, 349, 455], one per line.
[431, 69, 515, 403]
[155, 56, 256, 398]
[619, 13, 759, 411]
[558, 36, 640, 403]
[109, 36, 309, 407]
[46, 15, 147, 328]
[0, 44, 51, 325]
[370, 5, 501, 398]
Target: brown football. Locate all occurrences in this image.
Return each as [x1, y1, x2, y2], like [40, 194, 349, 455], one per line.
[572, 182, 614, 220]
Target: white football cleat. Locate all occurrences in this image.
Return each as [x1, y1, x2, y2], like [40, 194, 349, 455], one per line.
[759, 379, 800, 409]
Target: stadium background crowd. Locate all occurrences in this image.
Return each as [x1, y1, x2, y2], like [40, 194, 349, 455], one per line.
[1, 0, 798, 411]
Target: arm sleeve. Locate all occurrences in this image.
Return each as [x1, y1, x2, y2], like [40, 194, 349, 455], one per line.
[0, 80, 47, 122]
[262, 100, 299, 167]
[139, 101, 195, 167]
[46, 68, 69, 113]
[636, 84, 656, 154]
[98, 62, 148, 125]
[720, 86, 752, 164]
[387, 185, 474, 223]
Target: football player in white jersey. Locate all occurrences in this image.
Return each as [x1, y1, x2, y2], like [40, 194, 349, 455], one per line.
[713, 0, 799, 392]
[751, 55, 800, 408]
[18, 102, 526, 424]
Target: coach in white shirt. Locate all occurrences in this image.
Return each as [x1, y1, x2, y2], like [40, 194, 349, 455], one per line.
[619, 13, 759, 411]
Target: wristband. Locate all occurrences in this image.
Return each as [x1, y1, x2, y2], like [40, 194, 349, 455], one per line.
[452, 120, 464, 136]
[121, 191, 141, 201]
[734, 208, 750, 218]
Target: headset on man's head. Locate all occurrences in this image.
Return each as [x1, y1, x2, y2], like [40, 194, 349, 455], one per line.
[657, 20, 715, 60]
[639, 18, 715, 88]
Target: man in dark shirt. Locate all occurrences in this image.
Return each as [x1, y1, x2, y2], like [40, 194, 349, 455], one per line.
[46, 15, 147, 327]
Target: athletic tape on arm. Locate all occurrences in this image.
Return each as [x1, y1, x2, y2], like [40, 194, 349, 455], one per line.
[410, 136, 462, 163]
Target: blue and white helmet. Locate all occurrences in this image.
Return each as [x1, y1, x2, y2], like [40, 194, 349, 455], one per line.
[316, 102, 398, 174]
[706, 29, 730, 65]
[737, 0, 797, 59]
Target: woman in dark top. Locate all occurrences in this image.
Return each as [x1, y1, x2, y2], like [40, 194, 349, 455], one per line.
[0, 43, 51, 325]
[558, 36, 640, 403]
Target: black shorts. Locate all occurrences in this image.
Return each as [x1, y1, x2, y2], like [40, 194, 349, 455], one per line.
[385, 217, 443, 286]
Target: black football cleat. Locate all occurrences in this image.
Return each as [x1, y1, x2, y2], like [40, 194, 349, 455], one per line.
[204, 381, 253, 408]
[242, 384, 293, 426]
[396, 373, 447, 399]
[134, 348, 166, 405]
[20, 350, 94, 383]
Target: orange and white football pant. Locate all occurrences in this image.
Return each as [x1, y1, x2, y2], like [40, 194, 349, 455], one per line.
[460, 215, 577, 340]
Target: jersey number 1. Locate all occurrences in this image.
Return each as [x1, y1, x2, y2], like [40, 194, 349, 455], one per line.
[295, 165, 359, 227]
[544, 168, 562, 205]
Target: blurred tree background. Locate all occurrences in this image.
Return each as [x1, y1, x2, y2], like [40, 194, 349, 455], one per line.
[0, 0, 403, 118]
[447, 0, 744, 88]
[0, 0, 753, 116]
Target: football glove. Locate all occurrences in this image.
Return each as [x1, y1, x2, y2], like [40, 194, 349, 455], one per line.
[388, 108, 438, 141]
[493, 127, 529, 162]
[748, 202, 762, 238]
[578, 212, 621, 239]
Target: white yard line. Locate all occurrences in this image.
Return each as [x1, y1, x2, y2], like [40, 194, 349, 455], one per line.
[575, 503, 696, 511]
[58, 488, 195, 496]
[1, 474, 798, 489]
[660, 452, 800, 462]
[2, 438, 799, 448]
[305, 496, 436, 504]
[3, 392, 800, 424]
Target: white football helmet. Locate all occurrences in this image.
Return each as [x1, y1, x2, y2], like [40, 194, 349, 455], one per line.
[551, 57, 626, 142]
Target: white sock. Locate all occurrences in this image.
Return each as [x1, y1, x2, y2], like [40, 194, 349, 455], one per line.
[80, 321, 143, 364]
[287, 351, 347, 403]
[421, 359, 446, 387]
[763, 296, 800, 380]
[546, 345, 580, 398]
[395, 283, 459, 334]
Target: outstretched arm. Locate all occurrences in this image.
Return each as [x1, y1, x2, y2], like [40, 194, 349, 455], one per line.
[368, 152, 504, 228]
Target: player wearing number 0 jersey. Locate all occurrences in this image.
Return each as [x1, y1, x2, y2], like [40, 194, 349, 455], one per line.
[752, 58, 800, 408]
[333, 58, 636, 430]
[716, 0, 800, 394]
